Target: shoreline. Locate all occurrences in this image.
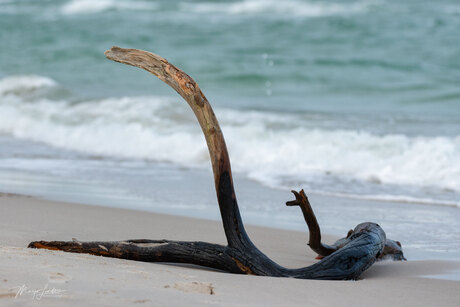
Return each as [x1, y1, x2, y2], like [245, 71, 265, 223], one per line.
[1, 165, 459, 262]
[1, 192, 459, 306]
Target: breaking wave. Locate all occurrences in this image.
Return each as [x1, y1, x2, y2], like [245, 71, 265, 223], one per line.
[1, 75, 459, 205]
[61, 0, 158, 15]
[179, 0, 378, 17]
[0, 75, 57, 96]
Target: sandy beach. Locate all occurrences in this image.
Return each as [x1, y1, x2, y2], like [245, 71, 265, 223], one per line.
[0, 192, 459, 307]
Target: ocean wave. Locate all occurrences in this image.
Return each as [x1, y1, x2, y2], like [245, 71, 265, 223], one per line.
[61, 0, 158, 15]
[0, 75, 459, 199]
[0, 75, 57, 96]
[179, 0, 377, 17]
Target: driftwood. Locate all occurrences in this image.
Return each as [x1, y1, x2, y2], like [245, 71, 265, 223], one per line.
[28, 46, 398, 280]
[287, 190, 406, 261]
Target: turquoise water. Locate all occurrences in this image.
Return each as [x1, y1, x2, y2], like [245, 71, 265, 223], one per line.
[2, 0, 460, 118]
[1, 0, 459, 203]
[0, 1, 460, 258]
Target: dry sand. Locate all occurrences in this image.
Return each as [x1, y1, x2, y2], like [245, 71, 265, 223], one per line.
[0, 193, 459, 306]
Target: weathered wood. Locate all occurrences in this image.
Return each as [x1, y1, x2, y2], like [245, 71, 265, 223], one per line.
[104, 46, 247, 249]
[28, 47, 393, 280]
[286, 190, 406, 261]
[286, 190, 338, 256]
[28, 240, 244, 274]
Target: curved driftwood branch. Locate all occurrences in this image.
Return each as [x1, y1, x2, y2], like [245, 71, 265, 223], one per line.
[28, 47, 395, 280]
[104, 46, 248, 249]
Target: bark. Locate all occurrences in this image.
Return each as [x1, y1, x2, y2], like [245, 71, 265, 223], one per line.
[28, 46, 393, 280]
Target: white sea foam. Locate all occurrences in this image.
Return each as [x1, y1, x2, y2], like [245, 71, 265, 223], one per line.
[0, 75, 459, 203]
[0, 75, 57, 96]
[309, 191, 460, 208]
[61, 0, 158, 15]
[180, 0, 377, 17]
[225, 119, 460, 193]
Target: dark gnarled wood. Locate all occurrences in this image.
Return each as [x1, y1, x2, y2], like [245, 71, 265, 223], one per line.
[286, 190, 337, 256]
[28, 240, 244, 274]
[28, 47, 396, 280]
[286, 190, 406, 261]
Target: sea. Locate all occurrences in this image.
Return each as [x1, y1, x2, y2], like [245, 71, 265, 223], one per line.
[0, 0, 459, 261]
